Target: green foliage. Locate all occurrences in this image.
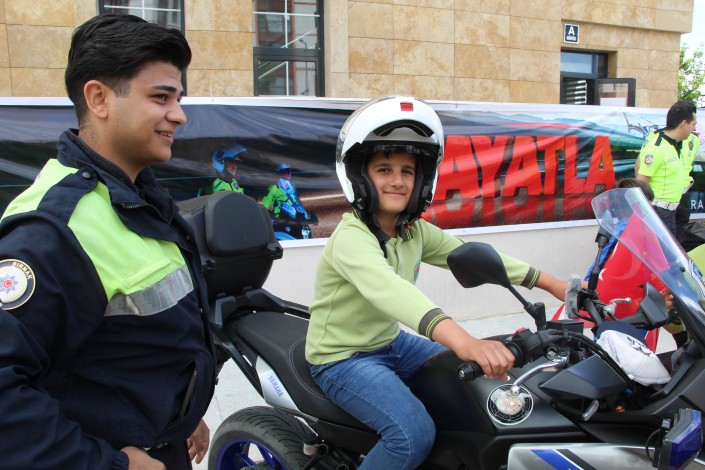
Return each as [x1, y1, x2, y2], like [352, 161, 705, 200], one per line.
[679, 44, 705, 107]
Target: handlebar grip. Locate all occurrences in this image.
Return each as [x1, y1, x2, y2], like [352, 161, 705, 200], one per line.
[457, 361, 484, 381]
[456, 340, 524, 381]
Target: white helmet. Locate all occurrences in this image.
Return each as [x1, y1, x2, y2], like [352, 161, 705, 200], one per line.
[336, 96, 444, 225]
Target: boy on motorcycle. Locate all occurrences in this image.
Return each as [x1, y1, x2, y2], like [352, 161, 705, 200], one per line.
[304, 96, 569, 469]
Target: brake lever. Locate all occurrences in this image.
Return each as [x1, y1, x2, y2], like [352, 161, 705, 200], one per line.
[511, 352, 568, 392]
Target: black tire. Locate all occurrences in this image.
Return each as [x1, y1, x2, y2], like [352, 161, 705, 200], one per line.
[208, 406, 310, 470]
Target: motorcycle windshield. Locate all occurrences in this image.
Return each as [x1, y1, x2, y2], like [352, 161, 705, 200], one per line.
[591, 188, 705, 333]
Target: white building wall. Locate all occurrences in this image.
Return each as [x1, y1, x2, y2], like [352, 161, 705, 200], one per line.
[263, 221, 599, 323]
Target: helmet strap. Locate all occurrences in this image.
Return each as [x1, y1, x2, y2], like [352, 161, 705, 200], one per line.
[355, 210, 390, 258]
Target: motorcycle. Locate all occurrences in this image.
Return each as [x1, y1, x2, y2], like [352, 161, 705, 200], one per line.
[180, 189, 704, 470]
[272, 208, 318, 241]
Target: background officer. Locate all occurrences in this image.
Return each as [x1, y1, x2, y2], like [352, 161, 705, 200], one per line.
[675, 131, 700, 244]
[636, 100, 697, 237]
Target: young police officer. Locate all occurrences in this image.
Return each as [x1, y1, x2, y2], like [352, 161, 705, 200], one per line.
[0, 15, 215, 470]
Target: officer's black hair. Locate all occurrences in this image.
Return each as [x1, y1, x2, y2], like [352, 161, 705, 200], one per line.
[666, 100, 697, 130]
[65, 14, 192, 125]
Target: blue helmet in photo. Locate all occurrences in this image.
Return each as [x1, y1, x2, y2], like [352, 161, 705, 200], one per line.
[276, 162, 293, 173]
[212, 145, 247, 172]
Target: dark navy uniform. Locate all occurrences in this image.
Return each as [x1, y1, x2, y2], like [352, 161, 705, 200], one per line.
[0, 130, 216, 469]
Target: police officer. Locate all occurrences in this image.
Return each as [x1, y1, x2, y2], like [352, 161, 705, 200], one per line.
[262, 162, 310, 220]
[675, 132, 701, 244]
[0, 15, 215, 470]
[636, 100, 698, 236]
[203, 145, 248, 194]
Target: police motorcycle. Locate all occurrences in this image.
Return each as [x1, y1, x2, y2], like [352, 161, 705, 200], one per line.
[271, 199, 318, 241]
[179, 188, 704, 470]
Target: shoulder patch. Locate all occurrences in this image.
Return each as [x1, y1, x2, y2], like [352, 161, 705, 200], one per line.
[690, 140, 694, 151]
[644, 154, 654, 166]
[0, 259, 36, 310]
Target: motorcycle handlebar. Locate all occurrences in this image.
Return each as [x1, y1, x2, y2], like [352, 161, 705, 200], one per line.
[456, 329, 565, 381]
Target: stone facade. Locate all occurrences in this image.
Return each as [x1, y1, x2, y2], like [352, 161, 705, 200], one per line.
[0, 0, 693, 107]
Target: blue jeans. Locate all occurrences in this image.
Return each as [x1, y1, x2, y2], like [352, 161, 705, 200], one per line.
[310, 331, 447, 469]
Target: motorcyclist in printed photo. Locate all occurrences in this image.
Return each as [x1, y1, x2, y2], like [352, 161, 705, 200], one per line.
[200, 145, 249, 196]
[262, 162, 311, 221]
[305, 95, 572, 470]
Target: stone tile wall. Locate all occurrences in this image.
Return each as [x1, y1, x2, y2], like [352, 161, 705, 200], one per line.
[0, 0, 693, 108]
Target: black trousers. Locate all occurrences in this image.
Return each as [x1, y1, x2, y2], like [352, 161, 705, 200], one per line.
[148, 442, 192, 470]
[653, 205, 677, 238]
[676, 192, 691, 246]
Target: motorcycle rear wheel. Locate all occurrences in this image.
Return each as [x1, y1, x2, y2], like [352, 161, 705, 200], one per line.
[209, 406, 310, 470]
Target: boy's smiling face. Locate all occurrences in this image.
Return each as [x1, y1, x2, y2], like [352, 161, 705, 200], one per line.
[367, 151, 416, 220]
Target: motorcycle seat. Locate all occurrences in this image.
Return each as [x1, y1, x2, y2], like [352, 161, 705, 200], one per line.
[234, 311, 371, 431]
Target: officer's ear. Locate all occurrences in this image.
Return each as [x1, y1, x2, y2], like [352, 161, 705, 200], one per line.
[83, 80, 110, 121]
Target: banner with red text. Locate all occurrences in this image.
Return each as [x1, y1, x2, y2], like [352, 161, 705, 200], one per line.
[1, 97, 703, 239]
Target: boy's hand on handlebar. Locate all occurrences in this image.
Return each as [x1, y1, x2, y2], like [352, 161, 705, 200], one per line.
[535, 272, 573, 301]
[431, 319, 514, 380]
[459, 338, 515, 380]
[660, 288, 674, 312]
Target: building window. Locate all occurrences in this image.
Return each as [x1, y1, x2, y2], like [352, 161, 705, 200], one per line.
[253, 0, 324, 96]
[560, 51, 607, 105]
[100, 0, 184, 31]
[99, 1, 186, 92]
[560, 51, 636, 107]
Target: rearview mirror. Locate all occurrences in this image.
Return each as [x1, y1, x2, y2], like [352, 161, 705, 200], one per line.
[447, 242, 511, 289]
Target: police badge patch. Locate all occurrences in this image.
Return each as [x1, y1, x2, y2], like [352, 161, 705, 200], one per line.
[690, 140, 694, 151]
[644, 154, 654, 166]
[0, 259, 36, 310]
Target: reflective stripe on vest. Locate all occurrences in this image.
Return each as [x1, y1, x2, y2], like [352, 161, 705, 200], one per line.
[4, 159, 192, 313]
[105, 264, 193, 317]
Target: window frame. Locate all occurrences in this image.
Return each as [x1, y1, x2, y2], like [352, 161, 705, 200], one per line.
[595, 78, 636, 107]
[560, 50, 611, 106]
[97, 1, 187, 92]
[99, 1, 185, 31]
[253, 1, 325, 97]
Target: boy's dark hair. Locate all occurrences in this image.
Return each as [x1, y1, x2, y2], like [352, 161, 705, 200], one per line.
[65, 14, 192, 125]
[616, 177, 654, 202]
[666, 100, 697, 130]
